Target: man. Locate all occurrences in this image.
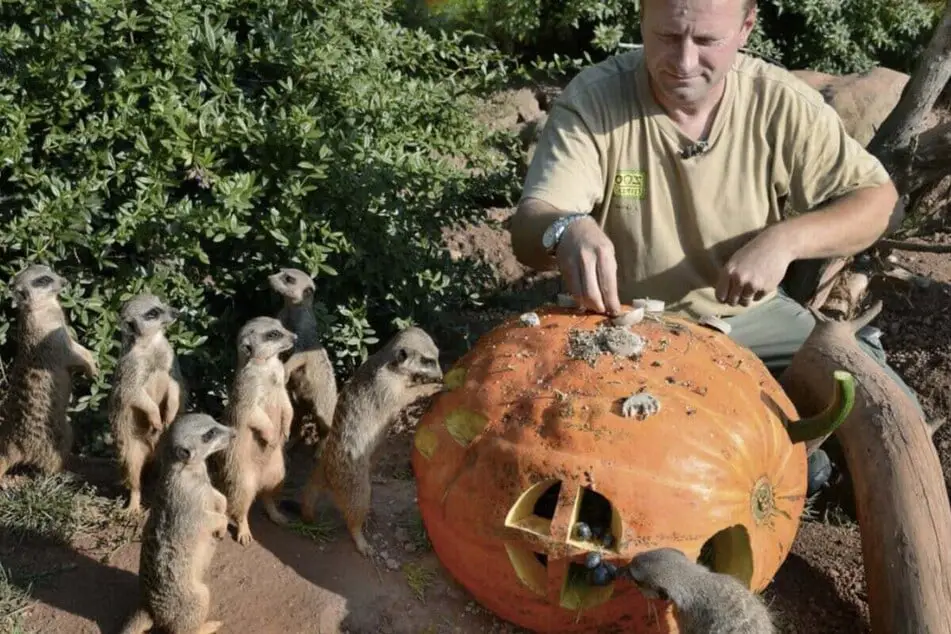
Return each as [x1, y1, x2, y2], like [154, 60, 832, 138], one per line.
[508, 0, 925, 492]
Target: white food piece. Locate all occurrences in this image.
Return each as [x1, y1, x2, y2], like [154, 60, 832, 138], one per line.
[610, 307, 645, 327]
[631, 298, 665, 313]
[519, 312, 541, 327]
[621, 392, 661, 420]
[699, 315, 732, 335]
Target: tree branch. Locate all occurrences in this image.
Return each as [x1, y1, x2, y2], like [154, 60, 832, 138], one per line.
[867, 1, 951, 187]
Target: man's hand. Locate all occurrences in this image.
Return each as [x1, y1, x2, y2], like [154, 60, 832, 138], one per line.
[716, 226, 795, 307]
[556, 216, 623, 316]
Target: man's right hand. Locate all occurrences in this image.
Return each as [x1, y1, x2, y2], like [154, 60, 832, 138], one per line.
[555, 216, 623, 316]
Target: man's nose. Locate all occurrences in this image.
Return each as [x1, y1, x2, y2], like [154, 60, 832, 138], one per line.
[673, 38, 699, 73]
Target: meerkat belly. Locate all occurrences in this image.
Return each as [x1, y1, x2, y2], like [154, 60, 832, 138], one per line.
[5, 366, 66, 439]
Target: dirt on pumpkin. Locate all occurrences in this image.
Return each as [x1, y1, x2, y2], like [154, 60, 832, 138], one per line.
[4, 89, 951, 634]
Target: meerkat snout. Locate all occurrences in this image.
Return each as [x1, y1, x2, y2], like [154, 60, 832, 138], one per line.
[268, 268, 315, 304]
[390, 327, 443, 384]
[10, 264, 66, 307]
[167, 414, 235, 465]
[236, 317, 297, 362]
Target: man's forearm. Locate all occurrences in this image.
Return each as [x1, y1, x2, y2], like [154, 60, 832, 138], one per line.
[775, 181, 898, 261]
[508, 197, 587, 271]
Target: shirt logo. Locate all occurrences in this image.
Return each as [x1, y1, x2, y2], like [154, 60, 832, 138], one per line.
[613, 170, 647, 199]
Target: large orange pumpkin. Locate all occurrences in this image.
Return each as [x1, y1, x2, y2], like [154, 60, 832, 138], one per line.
[412, 304, 825, 633]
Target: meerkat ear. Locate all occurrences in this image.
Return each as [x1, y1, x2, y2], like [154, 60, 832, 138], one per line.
[396, 347, 409, 364]
[175, 445, 192, 462]
[656, 587, 670, 602]
[239, 341, 253, 358]
[123, 318, 137, 335]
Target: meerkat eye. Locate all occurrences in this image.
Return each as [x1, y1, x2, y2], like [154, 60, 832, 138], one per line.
[201, 428, 216, 443]
[31, 275, 54, 288]
[144, 307, 162, 320]
[265, 329, 283, 340]
[283, 274, 295, 285]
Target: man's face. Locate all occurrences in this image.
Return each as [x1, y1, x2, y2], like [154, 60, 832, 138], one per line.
[640, 0, 755, 110]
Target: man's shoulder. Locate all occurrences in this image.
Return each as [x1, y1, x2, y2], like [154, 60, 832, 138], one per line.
[558, 49, 644, 105]
[731, 52, 827, 112]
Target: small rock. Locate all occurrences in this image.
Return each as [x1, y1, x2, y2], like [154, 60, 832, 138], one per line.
[386, 558, 400, 571]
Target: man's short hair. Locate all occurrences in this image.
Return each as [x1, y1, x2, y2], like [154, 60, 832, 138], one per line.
[641, 0, 756, 18]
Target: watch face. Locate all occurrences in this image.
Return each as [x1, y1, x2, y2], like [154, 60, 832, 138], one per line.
[542, 219, 563, 251]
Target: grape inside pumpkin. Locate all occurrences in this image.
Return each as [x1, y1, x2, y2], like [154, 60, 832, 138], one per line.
[412, 304, 845, 633]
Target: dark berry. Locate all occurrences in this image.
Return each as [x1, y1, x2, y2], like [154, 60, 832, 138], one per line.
[574, 522, 593, 541]
[590, 564, 611, 586]
[591, 524, 604, 539]
[604, 562, 618, 580]
[585, 551, 601, 569]
[602, 533, 615, 549]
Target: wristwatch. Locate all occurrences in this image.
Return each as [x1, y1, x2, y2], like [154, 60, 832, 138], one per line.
[542, 213, 588, 255]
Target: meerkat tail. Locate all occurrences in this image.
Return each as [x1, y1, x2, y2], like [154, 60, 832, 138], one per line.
[119, 607, 154, 634]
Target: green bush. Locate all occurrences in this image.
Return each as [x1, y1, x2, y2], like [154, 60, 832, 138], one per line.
[0, 0, 521, 452]
[402, 0, 941, 75]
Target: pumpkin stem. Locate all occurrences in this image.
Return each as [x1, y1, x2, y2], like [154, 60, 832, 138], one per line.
[786, 370, 856, 456]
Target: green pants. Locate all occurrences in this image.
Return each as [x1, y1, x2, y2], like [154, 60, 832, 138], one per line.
[723, 289, 926, 419]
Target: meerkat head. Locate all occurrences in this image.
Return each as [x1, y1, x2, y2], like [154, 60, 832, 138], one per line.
[268, 268, 315, 305]
[236, 316, 297, 365]
[386, 326, 443, 384]
[119, 294, 179, 340]
[161, 413, 235, 468]
[10, 264, 66, 309]
[623, 547, 699, 604]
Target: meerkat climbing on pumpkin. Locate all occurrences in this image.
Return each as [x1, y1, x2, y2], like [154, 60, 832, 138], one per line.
[215, 317, 297, 545]
[624, 547, 776, 634]
[299, 326, 445, 556]
[0, 264, 98, 480]
[109, 293, 187, 513]
[268, 267, 337, 451]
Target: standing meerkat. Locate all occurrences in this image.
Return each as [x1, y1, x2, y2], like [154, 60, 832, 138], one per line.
[120, 413, 235, 634]
[216, 316, 296, 545]
[624, 547, 777, 634]
[268, 267, 337, 450]
[0, 264, 98, 479]
[109, 293, 187, 513]
[299, 326, 444, 556]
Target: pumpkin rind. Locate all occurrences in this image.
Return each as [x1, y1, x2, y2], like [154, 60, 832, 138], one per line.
[412, 305, 807, 633]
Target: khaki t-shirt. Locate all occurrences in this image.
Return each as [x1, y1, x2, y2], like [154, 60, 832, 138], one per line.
[519, 49, 891, 318]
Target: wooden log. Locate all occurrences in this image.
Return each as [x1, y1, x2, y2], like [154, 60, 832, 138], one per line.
[779, 302, 951, 634]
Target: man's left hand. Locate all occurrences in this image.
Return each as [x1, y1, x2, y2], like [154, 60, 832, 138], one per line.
[716, 226, 795, 307]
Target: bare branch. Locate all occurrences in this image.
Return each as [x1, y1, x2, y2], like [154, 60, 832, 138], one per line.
[867, 1, 951, 183]
[879, 238, 951, 254]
